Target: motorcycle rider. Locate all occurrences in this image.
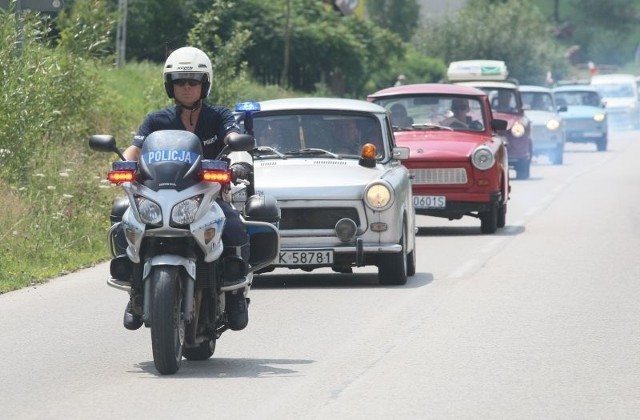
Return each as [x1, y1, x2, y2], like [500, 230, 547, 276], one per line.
[113, 46, 252, 332]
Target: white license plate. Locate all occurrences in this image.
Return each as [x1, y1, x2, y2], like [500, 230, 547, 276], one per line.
[413, 195, 446, 209]
[276, 250, 334, 265]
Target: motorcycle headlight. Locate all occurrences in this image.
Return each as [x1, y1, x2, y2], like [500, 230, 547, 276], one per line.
[546, 119, 561, 131]
[135, 196, 162, 225]
[171, 195, 203, 226]
[593, 112, 606, 122]
[365, 183, 393, 211]
[511, 121, 525, 138]
[472, 146, 495, 170]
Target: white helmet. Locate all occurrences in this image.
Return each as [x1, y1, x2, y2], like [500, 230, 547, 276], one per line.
[163, 47, 213, 99]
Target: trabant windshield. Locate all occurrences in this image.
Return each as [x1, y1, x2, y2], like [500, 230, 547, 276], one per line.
[554, 91, 601, 107]
[592, 83, 634, 99]
[374, 95, 486, 131]
[521, 92, 555, 112]
[252, 112, 385, 158]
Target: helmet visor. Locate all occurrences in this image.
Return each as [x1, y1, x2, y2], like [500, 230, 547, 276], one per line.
[169, 72, 206, 81]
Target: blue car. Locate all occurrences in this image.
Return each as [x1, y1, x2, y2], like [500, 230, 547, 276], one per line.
[552, 85, 608, 151]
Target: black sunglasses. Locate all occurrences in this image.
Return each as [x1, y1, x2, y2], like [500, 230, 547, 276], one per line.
[173, 79, 202, 87]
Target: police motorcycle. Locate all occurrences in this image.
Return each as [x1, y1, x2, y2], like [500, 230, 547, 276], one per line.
[89, 130, 280, 375]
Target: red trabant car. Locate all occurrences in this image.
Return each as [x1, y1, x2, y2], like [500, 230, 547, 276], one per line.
[368, 83, 510, 233]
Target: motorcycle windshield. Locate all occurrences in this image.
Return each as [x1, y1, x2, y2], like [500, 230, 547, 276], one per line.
[138, 130, 203, 191]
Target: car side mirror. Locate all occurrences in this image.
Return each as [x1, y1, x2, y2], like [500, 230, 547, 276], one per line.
[491, 119, 508, 131]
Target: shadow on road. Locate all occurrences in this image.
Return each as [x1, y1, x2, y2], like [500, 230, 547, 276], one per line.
[134, 357, 315, 378]
[251, 271, 433, 290]
[417, 224, 525, 237]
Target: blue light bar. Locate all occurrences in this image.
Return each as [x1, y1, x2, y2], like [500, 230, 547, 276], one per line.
[234, 102, 261, 113]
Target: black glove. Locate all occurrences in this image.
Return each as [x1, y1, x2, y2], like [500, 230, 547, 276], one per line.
[230, 162, 253, 183]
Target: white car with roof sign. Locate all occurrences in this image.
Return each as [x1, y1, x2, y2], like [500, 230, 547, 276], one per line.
[232, 98, 416, 285]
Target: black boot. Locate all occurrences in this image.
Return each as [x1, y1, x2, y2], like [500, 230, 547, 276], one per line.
[123, 293, 143, 331]
[226, 291, 249, 331]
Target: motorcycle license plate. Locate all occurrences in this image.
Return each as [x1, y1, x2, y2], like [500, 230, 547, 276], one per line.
[276, 250, 333, 265]
[413, 195, 446, 209]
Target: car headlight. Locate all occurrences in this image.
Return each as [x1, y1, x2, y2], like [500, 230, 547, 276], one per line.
[511, 121, 525, 138]
[546, 119, 561, 131]
[171, 195, 203, 226]
[593, 112, 606, 122]
[472, 146, 495, 170]
[135, 195, 162, 225]
[365, 183, 393, 211]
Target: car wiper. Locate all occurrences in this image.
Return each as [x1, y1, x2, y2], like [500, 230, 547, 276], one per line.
[392, 125, 414, 131]
[411, 123, 453, 131]
[284, 148, 340, 158]
[253, 146, 287, 159]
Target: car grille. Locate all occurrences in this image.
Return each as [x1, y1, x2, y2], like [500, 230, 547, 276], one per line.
[531, 125, 562, 141]
[280, 207, 360, 230]
[564, 118, 598, 130]
[409, 168, 468, 185]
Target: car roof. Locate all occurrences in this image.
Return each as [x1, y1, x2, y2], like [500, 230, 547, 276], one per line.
[518, 85, 552, 93]
[368, 83, 488, 99]
[590, 73, 636, 84]
[454, 81, 518, 89]
[255, 97, 386, 114]
[552, 85, 600, 93]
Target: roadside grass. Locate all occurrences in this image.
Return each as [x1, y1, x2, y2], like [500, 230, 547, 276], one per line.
[0, 57, 301, 294]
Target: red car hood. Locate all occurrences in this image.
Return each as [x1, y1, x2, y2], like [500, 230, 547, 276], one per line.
[490, 112, 523, 130]
[394, 130, 491, 161]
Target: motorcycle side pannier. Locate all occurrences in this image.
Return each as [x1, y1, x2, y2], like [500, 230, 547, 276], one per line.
[244, 194, 280, 224]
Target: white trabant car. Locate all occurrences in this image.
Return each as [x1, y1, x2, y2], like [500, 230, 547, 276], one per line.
[233, 98, 416, 285]
[590, 73, 640, 130]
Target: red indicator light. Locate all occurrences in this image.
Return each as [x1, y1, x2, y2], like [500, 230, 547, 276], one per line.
[202, 170, 231, 184]
[107, 170, 135, 184]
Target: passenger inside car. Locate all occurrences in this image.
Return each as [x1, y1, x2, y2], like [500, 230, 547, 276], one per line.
[332, 119, 362, 154]
[492, 90, 517, 113]
[390, 103, 414, 127]
[441, 99, 471, 128]
[256, 119, 299, 152]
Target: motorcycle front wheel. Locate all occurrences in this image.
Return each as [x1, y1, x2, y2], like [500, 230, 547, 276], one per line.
[150, 266, 184, 375]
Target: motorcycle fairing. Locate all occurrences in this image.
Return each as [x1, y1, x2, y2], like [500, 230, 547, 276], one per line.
[138, 130, 203, 191]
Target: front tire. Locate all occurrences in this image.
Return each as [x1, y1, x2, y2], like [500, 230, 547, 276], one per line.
[480, 205, 498, 234]
[378, 228, 408, 285]
[497, 202, 507, 228]
[550, 145, 564, 165]
[150, 266, 184, 375]
[515, 159, 530, 180]
[596, 136, 608, 152]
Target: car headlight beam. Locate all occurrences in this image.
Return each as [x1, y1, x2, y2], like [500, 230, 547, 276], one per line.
[546, 119, 561, 131]
[365, 183, 393, 211]
[511, 121, 525, 138]
[593, 112, 606, 122]
[472, 146, 495, 170]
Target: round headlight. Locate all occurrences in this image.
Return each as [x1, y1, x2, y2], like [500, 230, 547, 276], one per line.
[365, 183, 393, 210]
[472, 147, 495, 170]
[593, 112, 606, 122]
[136, 196, 162, 225]
[546, 119, 561, 131]
[171, 196, 202, 225]
[511, 121, 525, 138]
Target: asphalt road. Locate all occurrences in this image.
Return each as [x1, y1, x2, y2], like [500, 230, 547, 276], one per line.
[2, 130, 639, 419]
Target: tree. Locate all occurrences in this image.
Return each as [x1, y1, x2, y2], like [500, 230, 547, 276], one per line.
[192, 0, 405, 97]
[412, 0, 568, 84]
[367, 0, 420, 42]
